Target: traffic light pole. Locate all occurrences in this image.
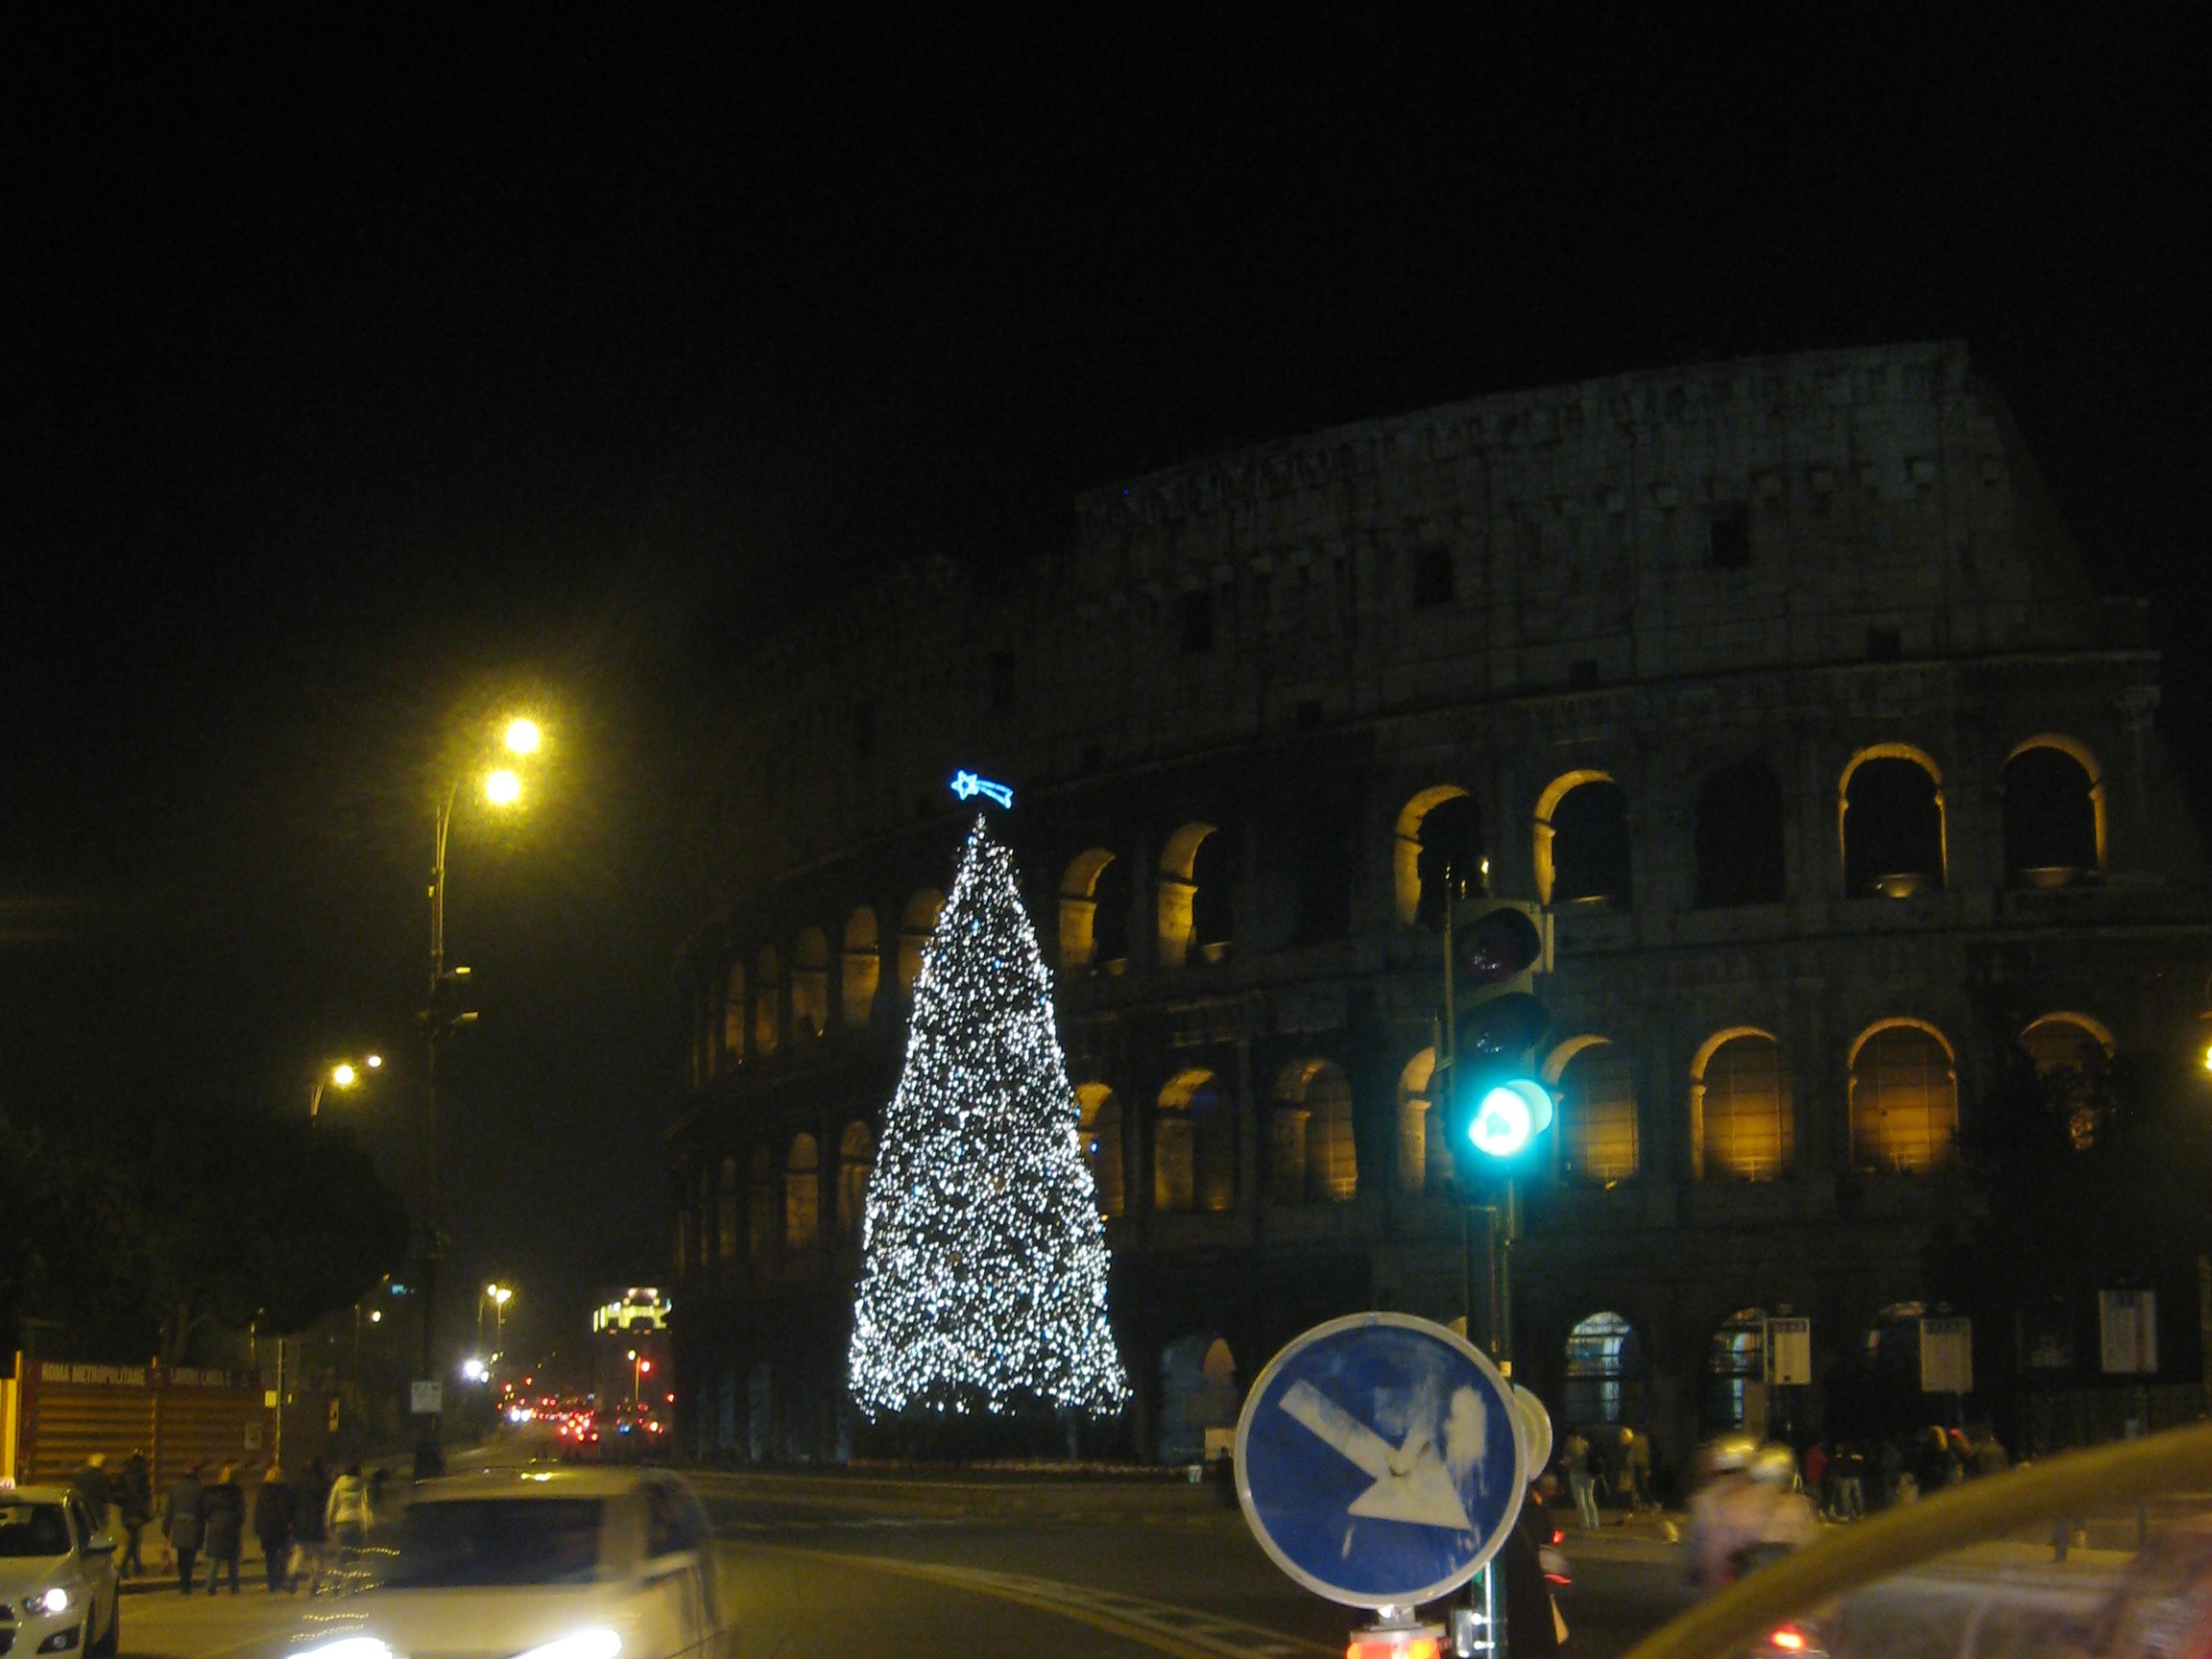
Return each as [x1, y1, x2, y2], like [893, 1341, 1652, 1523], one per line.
[1443, 888, 1510, 1659]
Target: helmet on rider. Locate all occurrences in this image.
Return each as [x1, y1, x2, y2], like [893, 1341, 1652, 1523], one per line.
[1747, 1443, 1800, 1488]
[1702, 1432, 1760, 1478]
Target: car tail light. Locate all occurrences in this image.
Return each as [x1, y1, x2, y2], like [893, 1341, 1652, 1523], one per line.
[1768, 1627, 1809, 1652]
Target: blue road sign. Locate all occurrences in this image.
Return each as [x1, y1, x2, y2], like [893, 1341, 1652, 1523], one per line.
[1235, 1312, 1527, 1609]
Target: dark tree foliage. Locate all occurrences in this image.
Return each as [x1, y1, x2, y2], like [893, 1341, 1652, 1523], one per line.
[2, 1098, 406, 1362]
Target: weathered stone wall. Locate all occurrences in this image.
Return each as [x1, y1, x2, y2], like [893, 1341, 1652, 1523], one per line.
[671, 342, 2211, 1472]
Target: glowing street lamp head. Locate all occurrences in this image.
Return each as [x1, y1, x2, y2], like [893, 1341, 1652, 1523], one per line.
[365, 1053, 382, 1070]
[503, 717, 542, 757]
[485, 768, 522, 806]
[330, 1063, 358, 1089]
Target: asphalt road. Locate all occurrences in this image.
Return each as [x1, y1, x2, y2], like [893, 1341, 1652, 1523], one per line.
[115, 1462, 1699, 1659]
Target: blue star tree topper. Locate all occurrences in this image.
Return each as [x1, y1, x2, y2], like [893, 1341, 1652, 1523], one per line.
[848, 815, 1129, 1418]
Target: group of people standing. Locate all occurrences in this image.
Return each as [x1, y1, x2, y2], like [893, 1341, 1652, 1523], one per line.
[72, 1450, 379, 1596]
[1556, 1425, 1660, 1530]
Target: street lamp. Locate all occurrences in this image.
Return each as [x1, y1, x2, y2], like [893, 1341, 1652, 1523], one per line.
[627, 1349, 651, 1406]
[419, 712, 545, 1446]
[309, 1053, 382, 1120]
[480, 1283, 513, 1355]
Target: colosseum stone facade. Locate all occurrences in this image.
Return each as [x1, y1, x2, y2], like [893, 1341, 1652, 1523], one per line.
[665, 340, 2211, 1475]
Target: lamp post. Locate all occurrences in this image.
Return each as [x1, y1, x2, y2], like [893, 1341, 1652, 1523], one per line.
[480, 1283, 513, 1356]
[418, 714, 542, 1447]
[309, 1053, 382, 1120]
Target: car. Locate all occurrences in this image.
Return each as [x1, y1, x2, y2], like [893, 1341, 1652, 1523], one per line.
[0, 1482, 122, 1658]
[290, 1465, 726, 1659]
[1621, 1419, 2212, 1659]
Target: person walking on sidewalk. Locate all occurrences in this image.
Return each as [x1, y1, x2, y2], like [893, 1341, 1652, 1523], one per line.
[203, 1464, 246, 1595]
[71, 1453, 112, 1541]
[255, 1465, 297, 1593]
[118, 1450, 153, 1576]
[1563, 1431, 1601, 1531]
[161, 1462, 206, 1596]
[318, 1462, 372, 1593]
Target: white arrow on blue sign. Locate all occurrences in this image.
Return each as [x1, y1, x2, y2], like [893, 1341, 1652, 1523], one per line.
[1234, 1312, 1528, 1609]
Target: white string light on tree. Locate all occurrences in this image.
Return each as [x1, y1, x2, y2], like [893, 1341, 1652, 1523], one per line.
[848, 808, 1129, 1418]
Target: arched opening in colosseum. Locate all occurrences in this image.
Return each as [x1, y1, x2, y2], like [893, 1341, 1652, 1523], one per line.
[722, 962, 745, 1068]
[1266, 1058, 1356, 1204]
[1693, 1027, 1793, 1181]
[1396, 1048, 1436, 1194]
[2021, 1011, 2114, 1076]
[1694, 760, 1787, 907]
[899, 889, 945, 994]
[1060, 849, 1131, 974]
[1155, 1069, 1235, 1212]
[2020, 1011, 2118, 1150]
[747, 1144, 777, 1265]
[836, 1120, 874, 1236]
[1157, 1333, 1238, 1463]
[753, 946, 781, 1056]
[785, 1132, 821, 1252]
[1545, 1036, 1639, 1184]
[1565, 1310, 1644, 1429]
[1076, 1082, 1125, 1217]
[1536, 771, 1631, 908]
[1839, 745, 1946, 898]
[1394, 786, 1486, 926]
[842, 907, 880, 1027]
[792, 926, 830, 1038]
[2003, 736, 2104, 886]
[1705, 1308, 1767, 1433]
[1158, 824, 1233, 968]
[1848, 1020, 1959, 1173]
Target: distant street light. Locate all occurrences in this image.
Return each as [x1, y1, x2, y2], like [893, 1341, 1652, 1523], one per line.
[310, 1053, 383, 1120]
[479, 1283, 514, 1354]
[420, 712, 545, 1447]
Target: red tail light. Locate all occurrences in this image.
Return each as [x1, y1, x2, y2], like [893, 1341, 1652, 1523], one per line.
[1768, 1628, 1809, 1652]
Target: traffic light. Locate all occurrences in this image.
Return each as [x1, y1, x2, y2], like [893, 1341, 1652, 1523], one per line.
[1440, 897, 1553, 1182]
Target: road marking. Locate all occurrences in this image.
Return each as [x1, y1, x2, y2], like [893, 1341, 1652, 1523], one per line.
[751, 1545, 1335, 1659]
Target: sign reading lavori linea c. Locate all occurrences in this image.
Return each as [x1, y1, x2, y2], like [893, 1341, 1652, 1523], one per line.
[1234, 1312, 1527, 1609]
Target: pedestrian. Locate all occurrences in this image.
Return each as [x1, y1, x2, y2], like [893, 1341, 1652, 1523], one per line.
[119, 1450, 153, 1576]
[1972, 1426, 2009, 1480]
[203, 1464, 246, 1595]
[1914, 1426, 1957, 1498]
[1563, 1430, 1600, 1531]
[1623, 1426, 1654, 1510]
[1802, 1440, 1830, 1515]
[1835, 1442, 1866, 1521]
[295, 1456, 331, 1594]
[161, 1461, 207, 1596]
[71, 1452, 113, 1540]
[320, 1461, 371, 1593]
[255, 1465, 297, 1593]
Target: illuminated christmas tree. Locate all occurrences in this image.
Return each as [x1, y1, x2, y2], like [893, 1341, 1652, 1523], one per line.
[848, 815, 1129, 1418]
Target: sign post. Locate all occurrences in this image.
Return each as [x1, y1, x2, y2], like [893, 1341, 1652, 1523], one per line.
[1236, 1313, 1527, 1657]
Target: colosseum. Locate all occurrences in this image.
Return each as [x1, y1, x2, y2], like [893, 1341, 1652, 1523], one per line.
[665, 340, 2211, 1478]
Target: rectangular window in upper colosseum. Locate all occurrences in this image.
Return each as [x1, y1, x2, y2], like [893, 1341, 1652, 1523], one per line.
[1181, 590, 1215, 653]
[1412, 545, 1455, 608]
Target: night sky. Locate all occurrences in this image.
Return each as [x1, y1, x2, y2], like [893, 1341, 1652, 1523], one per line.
[8, 15, 2206, 1359]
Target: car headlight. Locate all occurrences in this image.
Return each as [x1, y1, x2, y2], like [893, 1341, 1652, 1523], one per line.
[512, 1629, 621, 1659]
[26, 1586, 73, 1616]
[292, 1640, 397, 1659]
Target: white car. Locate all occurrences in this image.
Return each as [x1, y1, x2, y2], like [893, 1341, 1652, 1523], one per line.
[0, 1482, 122, 1657]
[291, 1466, 726, 1659]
